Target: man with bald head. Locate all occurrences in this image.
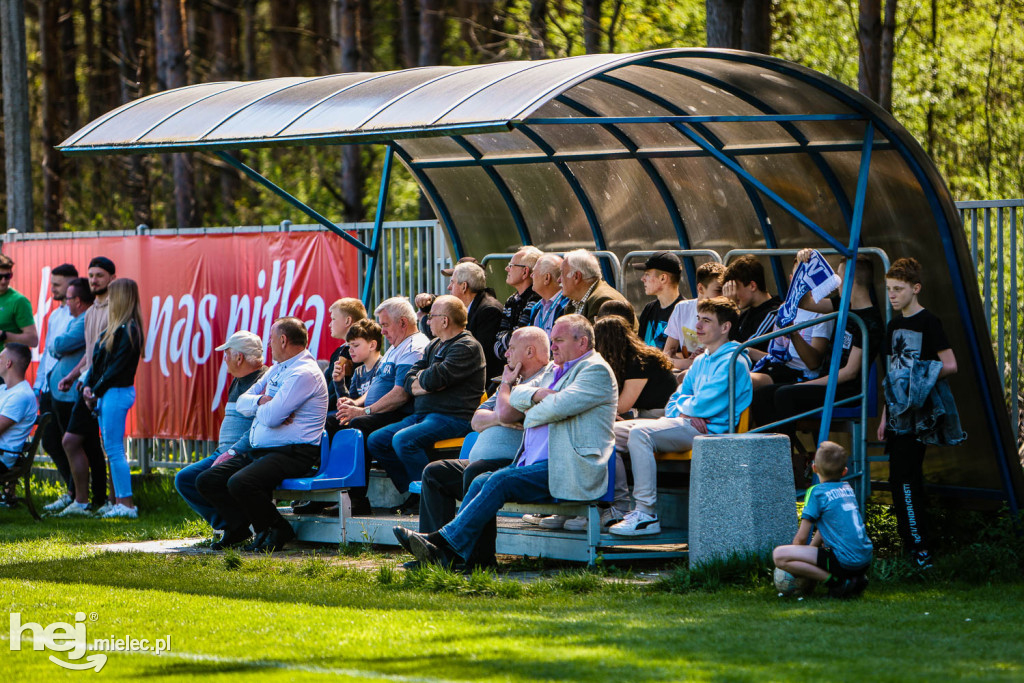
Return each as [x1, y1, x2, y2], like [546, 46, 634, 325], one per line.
[367, 294, 486, 512]
[397, 314, 617, 568]
[399, 326, 553, 569]
[559, 249, 629, 323]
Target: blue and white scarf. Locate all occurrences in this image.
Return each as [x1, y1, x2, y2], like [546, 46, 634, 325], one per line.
[775, 250, 840, 328]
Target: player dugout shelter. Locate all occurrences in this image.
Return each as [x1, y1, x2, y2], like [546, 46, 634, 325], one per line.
[58, 48, 1022, 511]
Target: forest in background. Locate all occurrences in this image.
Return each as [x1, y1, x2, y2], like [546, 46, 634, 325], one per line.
[0, 0, 1022, 233]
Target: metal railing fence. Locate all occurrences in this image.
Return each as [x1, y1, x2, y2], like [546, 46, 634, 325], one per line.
[956, 200, 1022, 442]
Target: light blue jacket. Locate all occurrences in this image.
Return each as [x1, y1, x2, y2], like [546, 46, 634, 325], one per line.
[665, 340, 752, 433]
[47, 313, 87, 403]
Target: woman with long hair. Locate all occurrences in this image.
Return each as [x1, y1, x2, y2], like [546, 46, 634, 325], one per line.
[594, 315, 676, 419]
[83, 278, 144, 518]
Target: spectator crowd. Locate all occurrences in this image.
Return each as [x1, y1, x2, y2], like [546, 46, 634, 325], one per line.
[5, 243, 961, 596]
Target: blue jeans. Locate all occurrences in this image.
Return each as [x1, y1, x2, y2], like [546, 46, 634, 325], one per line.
[367, 412, 471, 493]
[97, 386, 135, 499]
[174, 454, 226, 530]
[439, 461, 553, 560]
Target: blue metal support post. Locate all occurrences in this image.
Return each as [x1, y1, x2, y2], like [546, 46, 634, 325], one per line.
[362, 146, 395, 305]
[816, 125, 874, 445]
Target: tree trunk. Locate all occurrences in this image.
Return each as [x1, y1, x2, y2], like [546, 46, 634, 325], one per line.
[419, 0, 444, 67]
[40, 0, 64, 232]
[270, 0, 300, 77]
[400, 0, 419, 69]
[741, 0, 771, 54]
[858, 0, 882, 101]
[706, 0, 743, 48]
[879, 0, 897, 111]
[527, 0, 547, 59]
[58, 0, 79, 134]
[157, 0, 196, 227]
[1, 0, 35, 232]
[307, 0, 333, 74]
[210, 0, 241, 217]
[337, 0, 366, 223]
[116, 0, 151, 228]
[582, 0, 602, 54]
[242, 0, 256, 79]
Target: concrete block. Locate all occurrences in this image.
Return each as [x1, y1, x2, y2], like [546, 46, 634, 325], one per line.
[688, 433, 797, 568]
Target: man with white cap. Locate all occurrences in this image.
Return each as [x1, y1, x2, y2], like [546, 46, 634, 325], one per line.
[174, 330, 268, 540]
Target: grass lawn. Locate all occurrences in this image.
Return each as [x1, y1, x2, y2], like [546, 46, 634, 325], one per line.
[4, 475, 1024, 682]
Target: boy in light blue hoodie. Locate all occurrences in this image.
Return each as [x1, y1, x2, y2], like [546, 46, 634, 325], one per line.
[610, 297, 753, 536]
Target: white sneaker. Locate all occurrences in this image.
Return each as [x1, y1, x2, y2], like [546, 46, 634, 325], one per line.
[101, 503, 138, 519]
[522, 513, 550, 526]
[57, 501, 92, 517]
[563, 507, 626, 532]
[609, 510, 661, 536]
[43, 493, 73, 512]
[93, 502, 114, 517]
[537, 514, 573, 529]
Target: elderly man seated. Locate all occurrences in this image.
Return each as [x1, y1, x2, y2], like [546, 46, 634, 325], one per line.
[196, 317, 328, 553]
[400, 326, 552, 569]
[448, 261, 504, 383]
[368, 295, 486, 512]
[559, 249, 629, 323]
[174, 331, 268, 536]
[396, 315, 617, 567]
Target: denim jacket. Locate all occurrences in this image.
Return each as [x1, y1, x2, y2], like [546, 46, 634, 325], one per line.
[884, 358, 966, 446]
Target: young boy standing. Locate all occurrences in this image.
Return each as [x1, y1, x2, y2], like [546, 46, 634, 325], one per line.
[635, 252, 684, 349]
[773, 441, 873, 598]
[663, 261, 725, 371]
[877, 257, 958, 568]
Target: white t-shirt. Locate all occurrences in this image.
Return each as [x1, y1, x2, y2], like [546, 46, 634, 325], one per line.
[0, 380, 37, 467]
[665, 298, 700, 353]
[769, 309, 835, 377]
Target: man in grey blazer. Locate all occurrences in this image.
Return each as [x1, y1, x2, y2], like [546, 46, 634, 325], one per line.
[399, 314, 617, 567]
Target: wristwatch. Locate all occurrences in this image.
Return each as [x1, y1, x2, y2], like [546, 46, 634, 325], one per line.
[364, 407, 372, 415]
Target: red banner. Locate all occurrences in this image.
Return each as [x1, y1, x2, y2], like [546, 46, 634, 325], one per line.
[5, 232, 359, 440]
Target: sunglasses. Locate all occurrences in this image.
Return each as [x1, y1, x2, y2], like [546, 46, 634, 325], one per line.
[0, 273, 12, 281]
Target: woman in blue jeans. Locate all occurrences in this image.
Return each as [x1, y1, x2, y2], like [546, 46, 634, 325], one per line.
[83, 279, 144, 519]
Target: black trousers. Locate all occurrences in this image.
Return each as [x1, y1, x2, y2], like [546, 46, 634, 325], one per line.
[342, 411, 406, 504]
[39, 393, 71, 488]
[195, 444, 320, 533]
[420, 458, 512, 566]
[886, 433, 929, 551]
[751, 381, 858, 451]
[53, 396, 107, 506]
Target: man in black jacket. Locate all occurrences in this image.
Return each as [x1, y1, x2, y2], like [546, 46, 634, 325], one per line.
[493, 246, 543, 360]
[448, 261, 503, 384]
[367, 295, 486, 510]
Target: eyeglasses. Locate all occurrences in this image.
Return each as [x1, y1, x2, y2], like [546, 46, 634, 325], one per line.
[426, 314, 448, 320]
[505, 263, 528, 271]
[0, 273, 12, 281]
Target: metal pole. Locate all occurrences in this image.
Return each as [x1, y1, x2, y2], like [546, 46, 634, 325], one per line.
[362, 146, 394, 305]
[817, 124, 874, 446]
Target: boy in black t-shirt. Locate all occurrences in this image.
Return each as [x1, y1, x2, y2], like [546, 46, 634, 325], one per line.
[635, 252, 684, 349]
[721, 255, 782, 351]
[878, 257, 958, 568]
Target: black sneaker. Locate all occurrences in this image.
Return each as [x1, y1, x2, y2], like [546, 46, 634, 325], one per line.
[912, 549, 933, 570]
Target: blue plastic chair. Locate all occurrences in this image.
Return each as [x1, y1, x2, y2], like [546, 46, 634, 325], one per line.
[409, 432, 480, 494]
[278, 429, 366, 492]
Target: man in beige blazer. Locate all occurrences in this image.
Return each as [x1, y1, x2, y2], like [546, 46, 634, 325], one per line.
[397, 314, 617, 567]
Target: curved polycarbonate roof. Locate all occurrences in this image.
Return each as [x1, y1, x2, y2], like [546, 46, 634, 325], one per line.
[58, 48, 1021, 506]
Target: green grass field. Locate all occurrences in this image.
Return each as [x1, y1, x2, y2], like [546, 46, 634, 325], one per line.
[4, 476, 1024, 682]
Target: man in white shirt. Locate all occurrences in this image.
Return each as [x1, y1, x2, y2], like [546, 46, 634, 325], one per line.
[0, 344, 39, 503]
[197, 317, 328, 553]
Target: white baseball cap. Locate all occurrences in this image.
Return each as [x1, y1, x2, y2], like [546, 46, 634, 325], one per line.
[215, 330, 263, 358]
